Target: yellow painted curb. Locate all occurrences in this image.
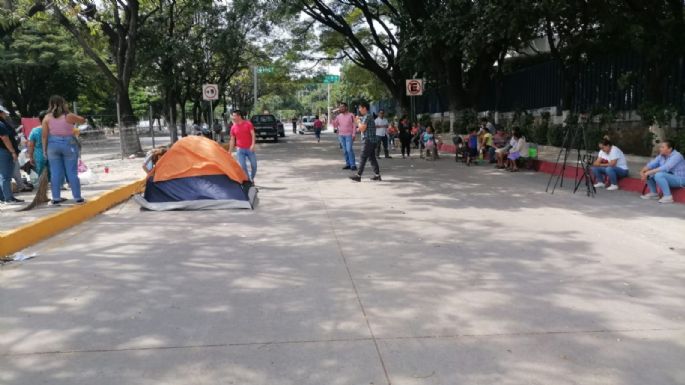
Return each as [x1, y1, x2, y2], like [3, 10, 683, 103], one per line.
[0, 178, 146, 257]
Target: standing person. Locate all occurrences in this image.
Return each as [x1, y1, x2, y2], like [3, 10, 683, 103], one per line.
[28, 111, 49, 178]
[313, 115, 323, 143]
[481, 117, 495, 134]
[332, 102, 357, 170]
[479, 128, 493, 162]
[0, 105, 23, 204]
[640, 140, 685, 204]
[411, 121, 421, 149]
[42, 95, 85, 205]
[350, 102, 381, 182]
[591, 137, 629, 191]
[228, 109, 257, 182]
[374, 109, 391, 158]
[291, 116, 297, 134]
[466, 128, 479, 166]
[398, 116, 412, 158]
[387, 121, 398, 150]
[423, 125, 437, 161]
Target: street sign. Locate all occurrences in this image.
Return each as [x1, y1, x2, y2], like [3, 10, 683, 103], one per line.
[257, 67, 274, 74]
[202, 84, 219, 101]
[323, 75, 340, 84]
[406, 79, 423, 96]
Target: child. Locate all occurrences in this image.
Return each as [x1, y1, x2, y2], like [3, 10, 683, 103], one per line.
[387, 122, 398, 150]
[423, 126, 437, 160]
[466, 128, 478, 166]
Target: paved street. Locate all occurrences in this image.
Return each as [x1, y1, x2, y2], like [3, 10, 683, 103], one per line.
[2, 131, 685, 385]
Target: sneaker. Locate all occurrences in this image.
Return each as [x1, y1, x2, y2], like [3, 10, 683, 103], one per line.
[6, 198, 24, 205]
[385, 156, 392, 159]
[349, 175, 361, 182]
[640, 193, 659, 200]
[658, 195, 674, 204]
[342, 165, 351, 170]
[606, 185, 619, 191]
[350, 166, 357, 171]
[75, 198, 86, 204]
[371, 175, 382, 181]
[49, 200, 62, 206]
[593, 182, 605, 188]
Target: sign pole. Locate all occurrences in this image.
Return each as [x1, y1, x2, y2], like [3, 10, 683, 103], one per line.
[253, 66, 258, 110]
[209, 100, 214, 141]
[327, 83, 331, 130]
[149, 104, 155, 148]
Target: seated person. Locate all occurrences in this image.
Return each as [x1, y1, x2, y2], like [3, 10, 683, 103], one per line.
[506, 127, 528, 172]
[490, 128, 506, 163]
[591, 137, 629, 191]
[142, 147, 168, 174]
[640, 139, 685, 204]
[496, 130, 518, 169]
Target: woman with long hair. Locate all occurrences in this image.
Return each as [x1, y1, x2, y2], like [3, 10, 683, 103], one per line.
[41, 95, 86, 204]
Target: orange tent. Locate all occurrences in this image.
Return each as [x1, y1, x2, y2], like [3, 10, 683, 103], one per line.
[153, 136, 248, 183]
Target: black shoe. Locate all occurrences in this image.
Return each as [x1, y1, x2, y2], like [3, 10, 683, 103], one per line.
[342, 165, 351, 170]
[371, 175, 382, 181]
[350, 166, 358, 171]
[349, 175, 362, 182]
[385, 156, 392, 159]
[7, 198, 24, 204]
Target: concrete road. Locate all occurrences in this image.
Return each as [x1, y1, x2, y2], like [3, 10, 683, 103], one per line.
[2, 132, 685, 385]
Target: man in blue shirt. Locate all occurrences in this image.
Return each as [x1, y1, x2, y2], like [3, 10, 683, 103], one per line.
[640, 140, 685, 204]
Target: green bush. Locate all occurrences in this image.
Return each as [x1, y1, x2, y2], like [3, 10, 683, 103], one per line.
[547, 124, 565, 147]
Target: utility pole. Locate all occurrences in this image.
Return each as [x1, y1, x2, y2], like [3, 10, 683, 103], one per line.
[327, 83, 331, 130]
[253, 66, 258, 111]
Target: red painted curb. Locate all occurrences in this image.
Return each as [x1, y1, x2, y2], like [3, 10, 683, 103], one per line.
[437, 143, 685, 203]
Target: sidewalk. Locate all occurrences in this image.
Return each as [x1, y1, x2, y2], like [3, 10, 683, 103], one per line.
[0, 136, 164, 233]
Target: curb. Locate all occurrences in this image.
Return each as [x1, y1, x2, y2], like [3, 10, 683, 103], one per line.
[0, 178, 146, 257]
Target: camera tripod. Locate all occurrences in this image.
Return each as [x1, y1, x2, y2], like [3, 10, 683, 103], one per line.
[545, 118, 596, 197]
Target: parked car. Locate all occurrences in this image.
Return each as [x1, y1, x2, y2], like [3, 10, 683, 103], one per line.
[276, 120, 285, 137]
[298, 115, 316, 134]
[250, 114, 279, 142]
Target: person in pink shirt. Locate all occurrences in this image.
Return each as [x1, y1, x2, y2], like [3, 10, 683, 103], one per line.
[332, 102, 357, 170]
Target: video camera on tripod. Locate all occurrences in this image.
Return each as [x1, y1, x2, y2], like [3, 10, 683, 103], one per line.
[545, 113, 596, 197]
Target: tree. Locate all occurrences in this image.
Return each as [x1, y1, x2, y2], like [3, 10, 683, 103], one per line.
[0, 14, 84, 116]
[284, 0, 410, 110]
[28, 0, 157, 154]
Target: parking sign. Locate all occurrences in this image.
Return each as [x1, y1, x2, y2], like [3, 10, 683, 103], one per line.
[406, 79, 423, 96]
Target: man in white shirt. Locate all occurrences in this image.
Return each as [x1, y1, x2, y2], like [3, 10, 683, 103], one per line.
[591, 138, 629, 191]
[374, 110, 391, 158]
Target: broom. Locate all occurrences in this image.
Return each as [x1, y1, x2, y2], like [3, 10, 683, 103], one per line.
[16, 167, 50, 212]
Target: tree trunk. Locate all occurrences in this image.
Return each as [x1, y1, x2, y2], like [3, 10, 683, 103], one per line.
[117, 90, 142, 155]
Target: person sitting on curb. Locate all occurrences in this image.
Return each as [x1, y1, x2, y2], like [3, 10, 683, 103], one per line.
[496, 131, 516, 169]
[506, 127, 528, 172]
[640, 140, 685, 204]
[591, 137, 629, 191]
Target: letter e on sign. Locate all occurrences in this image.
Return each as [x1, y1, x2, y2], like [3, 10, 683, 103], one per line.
[406, 79, 423, 96]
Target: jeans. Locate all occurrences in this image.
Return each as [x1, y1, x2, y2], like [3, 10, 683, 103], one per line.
[647, 172, 685, 197]
[488, 146, 497, 163]
[315, 129, 321, 141]
[592, 166, 629, 186]
[47, 135, 81, 201]
[338, 135, 356, 168]
[236, 148, 257, 181]
[376, 135, 389, 157]
[0, 148, 15, 201]
[358, 140, 380, 176]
